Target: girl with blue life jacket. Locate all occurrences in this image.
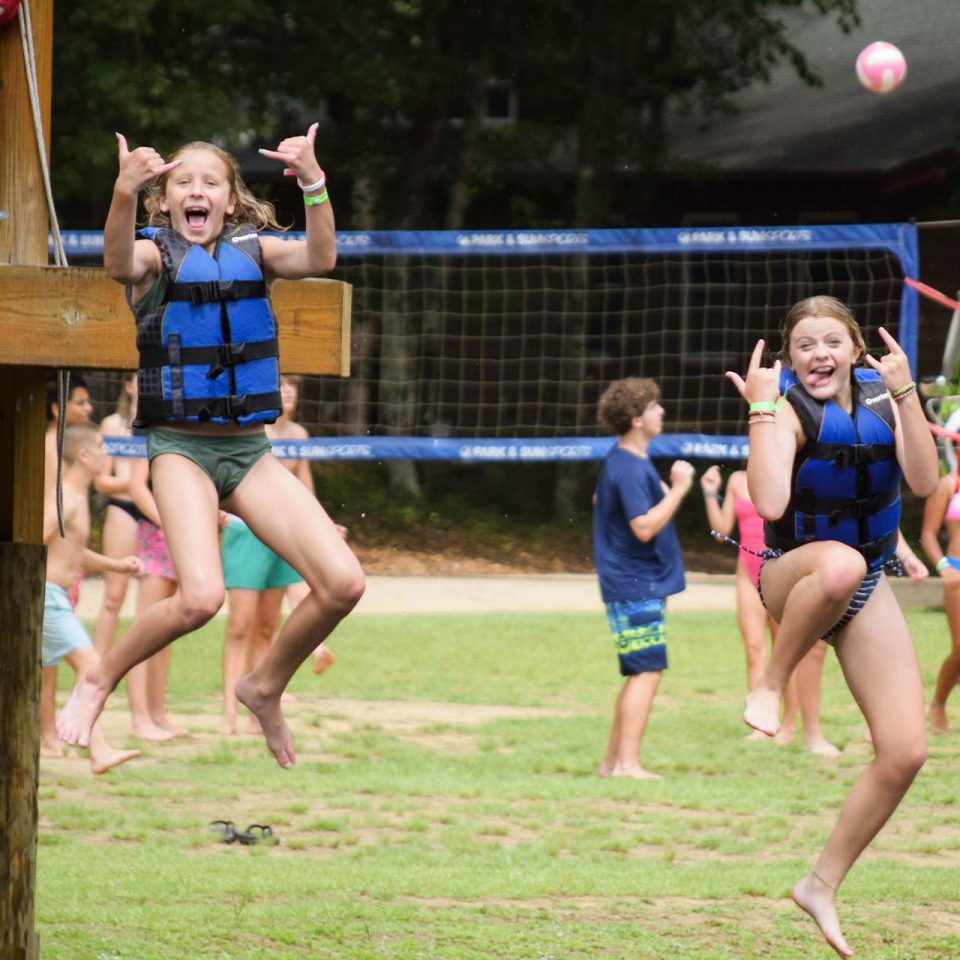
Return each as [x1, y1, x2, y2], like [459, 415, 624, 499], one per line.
[57, 126, 364, 770]
[726, 296, 938, 959]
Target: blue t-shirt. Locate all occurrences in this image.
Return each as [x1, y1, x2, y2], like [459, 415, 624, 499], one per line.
[593, 446, 685, 603]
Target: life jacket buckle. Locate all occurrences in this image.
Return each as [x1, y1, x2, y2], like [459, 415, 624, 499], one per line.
[207, 342, 248, 380]
[197, 394, 249, 422]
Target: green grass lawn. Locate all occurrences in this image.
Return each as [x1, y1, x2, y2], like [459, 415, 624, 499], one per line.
[37, 606, 960, 958]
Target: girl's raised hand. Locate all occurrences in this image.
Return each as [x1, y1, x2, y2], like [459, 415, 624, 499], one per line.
[725, 339, 781, 405]
[259, 123, 322, 185]
[863, 326, 912, 393]
[115, 133, 180, 194]
[701, 464, 722, 495]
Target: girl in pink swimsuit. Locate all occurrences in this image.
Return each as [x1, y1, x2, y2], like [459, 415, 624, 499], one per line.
[702, 466, 839, 754]
[920, 468, 960, 733]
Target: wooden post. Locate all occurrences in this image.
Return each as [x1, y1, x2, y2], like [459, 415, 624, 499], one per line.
[0, 4, 51, 958]
[0, 6, 350, 955]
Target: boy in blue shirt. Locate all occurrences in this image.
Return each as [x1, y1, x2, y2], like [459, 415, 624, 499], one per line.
[593, 378, 694, 780]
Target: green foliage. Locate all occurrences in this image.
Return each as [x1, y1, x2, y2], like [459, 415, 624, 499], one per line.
[52, 0, 861, 230]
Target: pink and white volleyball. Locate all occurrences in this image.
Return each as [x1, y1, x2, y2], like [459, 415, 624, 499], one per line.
[856, 41, 907, 94]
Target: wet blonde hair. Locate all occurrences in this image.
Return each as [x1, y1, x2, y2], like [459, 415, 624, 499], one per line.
[598, 377, 660, 436]
[779, 296, 866, 364]
[143, 141, 286, 232]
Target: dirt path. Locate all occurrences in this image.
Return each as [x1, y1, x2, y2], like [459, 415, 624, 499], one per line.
[74, 567, 941, 621]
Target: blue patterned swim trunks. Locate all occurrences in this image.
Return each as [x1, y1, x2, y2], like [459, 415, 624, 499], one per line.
[605, 597, 667, 675]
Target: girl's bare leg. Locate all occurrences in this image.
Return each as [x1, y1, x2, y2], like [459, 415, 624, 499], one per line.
[736, 569, 774, 741]
[791, 577, 926, 958]
[57, 455, 224, 747]
[148, 643, 185, 735]
[930, 579, 960, 733]
[796, 640, 841, 756]
[128, 574, 179, 740]
[244, 588, 284, 735]
[598, 672, 662, 780]
[735, 564, 768, 691]
[40, 665, 64, 757]
[224, 456, 365, 767]
[745, 544, 865, 736]
[92, 506, 137, 655]
[221, 589, 258, 734]
[286, 580, 335, 673]
[63, 647, 140, 774]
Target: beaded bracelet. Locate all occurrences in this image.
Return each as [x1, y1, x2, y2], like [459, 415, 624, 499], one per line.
[890, 380, 916, 399]
[891, 383, 916, 404]
[304, 189, 329, 207]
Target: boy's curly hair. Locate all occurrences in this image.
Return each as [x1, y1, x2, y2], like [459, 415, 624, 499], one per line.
[597, 377, 660, 436]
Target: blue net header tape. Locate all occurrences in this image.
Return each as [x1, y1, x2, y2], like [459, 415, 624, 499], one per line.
[104, 434, 750, 462]
[58, 223, 914, 259]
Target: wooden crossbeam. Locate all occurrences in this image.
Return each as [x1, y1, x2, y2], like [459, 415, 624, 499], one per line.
[0, 265, 351, 375]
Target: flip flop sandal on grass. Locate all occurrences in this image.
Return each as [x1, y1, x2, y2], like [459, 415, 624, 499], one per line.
[236, 824, 279, 846]
[208, 820, 237, 843]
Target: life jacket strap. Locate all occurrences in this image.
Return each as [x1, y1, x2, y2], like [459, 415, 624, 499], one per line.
[136, 390, 282, 424]
[165, 279, 266, 306]
[764, 527, 896, 565]
[792, 487, 900, 527]
[803, 441, 895, 468]
[138, 338, 279, 381]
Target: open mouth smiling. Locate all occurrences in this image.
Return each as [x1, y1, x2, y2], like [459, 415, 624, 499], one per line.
[185, 207, 209, 229]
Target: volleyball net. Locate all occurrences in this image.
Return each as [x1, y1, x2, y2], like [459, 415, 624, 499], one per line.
[67, 222, 919, 461]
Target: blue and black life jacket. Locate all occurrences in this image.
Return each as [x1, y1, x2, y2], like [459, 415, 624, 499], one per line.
[764, 367, 901, 570]
[131, 225, 281, 427]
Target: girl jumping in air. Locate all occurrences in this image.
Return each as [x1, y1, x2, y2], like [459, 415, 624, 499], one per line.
[57, 126, 364, 768]
[727, 296, 938, 957]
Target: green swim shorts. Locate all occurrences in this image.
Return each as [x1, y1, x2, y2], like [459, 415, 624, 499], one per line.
[147, 428, 271, 500]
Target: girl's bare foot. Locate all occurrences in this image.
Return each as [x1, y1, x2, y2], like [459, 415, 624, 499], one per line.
[773, 726, 795, 745]
[929, 701, 949, 735]
[743, 687, 781, 737]
[748, 728, 773, 742]
[235, 675, 295, 768]
[56, 677, 108, 748]
[155, 717, 189, 738]
[805, 736, 842, 758]
[599, 763, 662, 781]
[312, 646, 335, 676]
[41, 736, 65, 759]
[792, 871, 853, 958]
[90, 746, 141, 775]
[130, 718, 176, 742]
[219, 716, 238, 736]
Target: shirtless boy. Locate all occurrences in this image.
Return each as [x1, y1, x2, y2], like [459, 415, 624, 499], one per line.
[43, 423, 143, 773]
